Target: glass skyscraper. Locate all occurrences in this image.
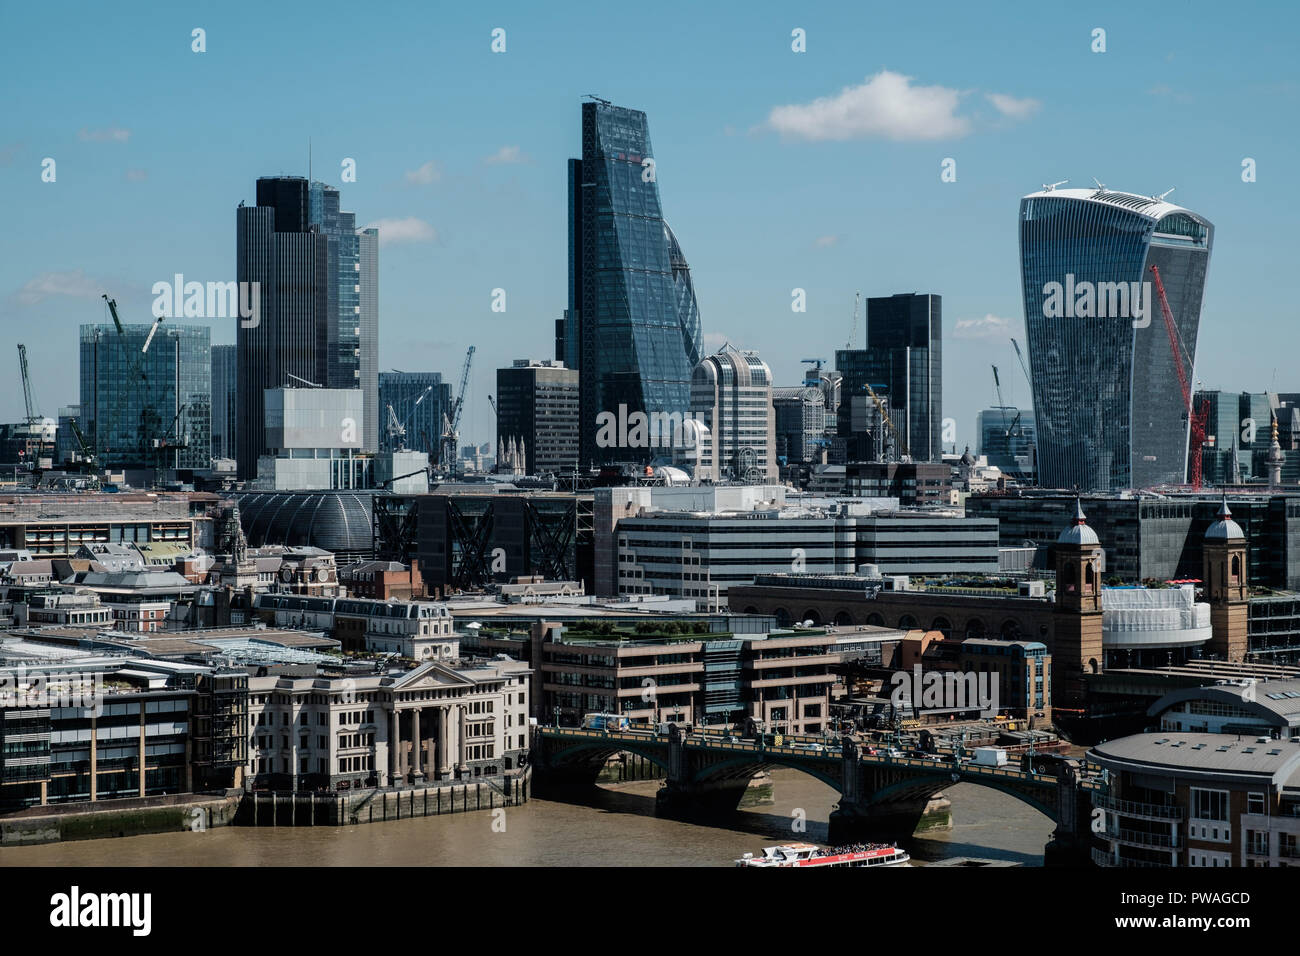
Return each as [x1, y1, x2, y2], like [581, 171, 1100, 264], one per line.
[80, 323, 211, 469]
[211, 344, 236, 460]
[835, 293, 942, 462]
[310, 182, 379, 453]
[1019, 186, 1213, 490]
[378, 371, 450, 458]
[562, 99, 704, 465]
[236, 176, 330, 479]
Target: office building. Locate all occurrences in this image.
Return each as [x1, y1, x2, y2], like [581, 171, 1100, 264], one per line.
[255, 387, 369, 490]
[236, 176, 330, 479]
[54, 405, 82, 465]
[976, 407, 1036, 476]
[687, 345, 776, 482]
[211, 344, 237, 461]
[965, 491, 1300, 590]
[1019, 186, 1214, 490]
[773, 386, 826, 464]
[379, 371, 450, 458]
[495, 360, 579, 475]
[310, 181, 379, 453]
[613, 501, 997, 609]
[79, 323, 211, 470]
[1197, 390, 1300, 486]
[836, 293, 942, 463]
[561, 98, 703, 466]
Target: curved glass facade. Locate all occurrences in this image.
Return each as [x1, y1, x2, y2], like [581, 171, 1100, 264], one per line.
[566, 101, 704, 465]
[1019, 189, 1212, 490]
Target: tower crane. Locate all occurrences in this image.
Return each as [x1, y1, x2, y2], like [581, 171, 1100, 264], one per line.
[1149, 264, 1209, 490]
[15, 344, 50, 473]
[441, 346, 475, 472]
[862, 383, 909, 460]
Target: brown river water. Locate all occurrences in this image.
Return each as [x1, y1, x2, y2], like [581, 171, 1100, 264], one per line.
[0, 772, 1052, 867]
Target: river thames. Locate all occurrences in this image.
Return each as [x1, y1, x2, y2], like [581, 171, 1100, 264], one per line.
[0, 770, 1053, 866]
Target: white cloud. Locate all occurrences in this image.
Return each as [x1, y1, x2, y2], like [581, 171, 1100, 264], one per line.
[15, 270, 107, 306]
[953, 314, 1013, 340]
[78, 126, 130, 143]
[484, 145, 530, 165]
[985, 92, 1041, 120]
[363, 217, 437, 246]
[404, 161, 441, 185]
[766, 71, 971, 142]
[813, 235, 840, 249]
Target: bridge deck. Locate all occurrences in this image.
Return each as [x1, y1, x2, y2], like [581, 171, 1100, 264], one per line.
[536, 727, 1093, 788]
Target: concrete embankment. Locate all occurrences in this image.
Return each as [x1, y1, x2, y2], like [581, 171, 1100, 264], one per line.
[1, 792, 240, 847]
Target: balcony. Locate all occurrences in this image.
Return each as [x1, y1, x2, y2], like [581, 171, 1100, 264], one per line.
[1110, 827, 1180, 850]
[1092, 847, 1174, 868]
[1094, 791, 1183, 821]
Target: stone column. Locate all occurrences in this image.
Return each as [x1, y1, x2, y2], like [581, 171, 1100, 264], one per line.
[457, 706, 468, 774]
[138, 704, 146, 797]
[389, 708, 400, 786]
[410, 708, 424, 781]
[437, 706, 451, 778]
[89, 713, 98, 802]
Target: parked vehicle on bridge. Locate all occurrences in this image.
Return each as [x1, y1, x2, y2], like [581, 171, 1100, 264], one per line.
[581, 713, 630, 731]
[793, 742, 825, 752]
[972, 746, 1008, 767]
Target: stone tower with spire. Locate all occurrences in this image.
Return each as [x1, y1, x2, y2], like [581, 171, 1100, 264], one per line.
[1268, 415, 1285, 487]
[1203, 496, 1249, 661]
[1053, 499, 1106, 711]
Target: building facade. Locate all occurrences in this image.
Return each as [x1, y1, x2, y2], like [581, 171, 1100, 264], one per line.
[1019, 186, 1214, 490]
[378, 371, 450, 459]
[688, 345, 776, 482]
[773, 386, 827, 464]
[79, 323, 211, 470]
[309, 181, 379, 453]
[562, 99, 703, 466]
[236, 176, 330, 479]
[495, 360, 579, 475]
[211, 344, 237, 461]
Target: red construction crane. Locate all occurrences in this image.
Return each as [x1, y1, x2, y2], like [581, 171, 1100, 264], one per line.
[1149, 264, 1209, 489]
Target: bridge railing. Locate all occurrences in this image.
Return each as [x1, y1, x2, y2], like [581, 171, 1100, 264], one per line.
[540, 728, 1054, 784]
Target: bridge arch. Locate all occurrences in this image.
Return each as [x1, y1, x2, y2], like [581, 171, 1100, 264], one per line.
[540, 738, 673, 777]
[867, 771, 1059, 821]
[692, 754, 843, 792]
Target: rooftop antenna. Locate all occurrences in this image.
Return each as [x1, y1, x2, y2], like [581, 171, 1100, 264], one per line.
[1092, 177, 1107, 192]
[1042, 180, 1068, 192]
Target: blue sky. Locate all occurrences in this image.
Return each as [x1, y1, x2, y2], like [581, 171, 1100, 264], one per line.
[3, 0, 1297, 452]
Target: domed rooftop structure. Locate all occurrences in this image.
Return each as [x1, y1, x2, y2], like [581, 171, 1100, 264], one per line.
[1205, 496, 1245, 542]
[235, 491, 377, 562]
[1058, 498, 1100, 546]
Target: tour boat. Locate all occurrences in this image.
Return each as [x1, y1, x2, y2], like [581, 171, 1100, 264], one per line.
[735, 841, 911, 867]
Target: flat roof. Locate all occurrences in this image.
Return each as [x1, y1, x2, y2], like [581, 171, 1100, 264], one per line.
[1090, 732, 1300, 784]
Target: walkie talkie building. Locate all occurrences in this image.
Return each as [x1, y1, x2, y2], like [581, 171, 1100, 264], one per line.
[1019, 186, 1213, 491]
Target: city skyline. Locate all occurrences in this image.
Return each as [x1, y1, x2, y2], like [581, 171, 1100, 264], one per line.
[4, 1, 1297, 461]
